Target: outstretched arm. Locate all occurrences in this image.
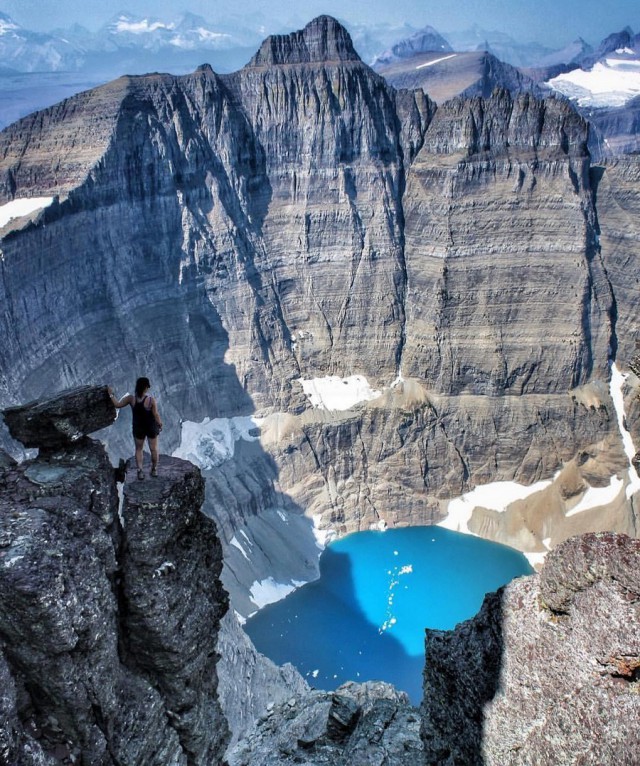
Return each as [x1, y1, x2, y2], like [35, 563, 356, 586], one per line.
[107, 387, 133, 409]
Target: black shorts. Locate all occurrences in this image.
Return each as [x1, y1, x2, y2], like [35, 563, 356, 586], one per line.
[133, 424, 160, 440]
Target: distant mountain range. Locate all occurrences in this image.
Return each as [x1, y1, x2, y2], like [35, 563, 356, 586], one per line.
[0, 11, 265, 76]
[0, 10, 635, 76]
[1, 10, 639, 155]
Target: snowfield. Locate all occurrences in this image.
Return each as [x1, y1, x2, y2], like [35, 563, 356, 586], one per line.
[298, 375, 381, 411]
[548, 55, 640, 108]
[249, 577, 306, 609]
[173, 415, 261, 470]
[0, 197, 55, 228]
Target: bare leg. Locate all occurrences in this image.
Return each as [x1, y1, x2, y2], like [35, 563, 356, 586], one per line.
[134, 437, 145, 472]
[149, 436, 159, 475]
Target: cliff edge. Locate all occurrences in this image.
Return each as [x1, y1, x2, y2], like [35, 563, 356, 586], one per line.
[422, 531, 640, 765]
[0, 386, 230, 765]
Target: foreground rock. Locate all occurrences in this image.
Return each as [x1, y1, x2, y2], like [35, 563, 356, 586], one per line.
[217, 610, 310, 748]
[2, 385, 115, 449]
[421, 532, 640, 765]
[0, 428, 229, 763]
[228, 681, 422, 766]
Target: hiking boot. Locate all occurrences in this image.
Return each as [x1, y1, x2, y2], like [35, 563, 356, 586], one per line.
[137, 469, 144, 481]
[151, 466, 158, 477]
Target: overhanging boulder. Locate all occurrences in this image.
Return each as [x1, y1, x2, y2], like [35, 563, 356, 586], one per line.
[2, 385, 116, 450]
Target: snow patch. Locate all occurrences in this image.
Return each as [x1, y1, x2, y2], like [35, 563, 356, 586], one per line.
[312, 515, 335, 549]
[547, 57, 640, 108]
[524, 551, 548, 568]
[0, 18, 19, 35]
[249, 577, 306, 609]
[173, 415, 261, 469]
[0, 197, 54, 229]
[565, 475, 624, 517]
[438, 477, 554, 534]
[230, 535, 250, 561]
[234, 610, 246, 626]
[610, 362, 640, 499]
[298, 375, 381, 411]
[416, 53, 457, 69]
[114, 17, 175, 34]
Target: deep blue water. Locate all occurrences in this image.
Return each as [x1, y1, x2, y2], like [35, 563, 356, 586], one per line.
[244, 526, 533, 703]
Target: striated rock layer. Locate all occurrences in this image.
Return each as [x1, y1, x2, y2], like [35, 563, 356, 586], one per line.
[0, 16, 638, 597]
[421, 532, 640, 765]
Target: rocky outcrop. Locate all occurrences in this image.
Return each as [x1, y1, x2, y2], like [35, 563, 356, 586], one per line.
[228, 681, 422, 766]
[248, 15, 361, 66]
[2, 384, 115, 449]
[0, 387, 230, 764]
[421, 532, 640, 765]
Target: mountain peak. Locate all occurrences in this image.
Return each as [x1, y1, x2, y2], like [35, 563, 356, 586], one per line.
[371, 24, 452, 67]
[248, 15, 360, 67]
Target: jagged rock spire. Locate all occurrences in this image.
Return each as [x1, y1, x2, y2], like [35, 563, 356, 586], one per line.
[247, 15, 361, 67]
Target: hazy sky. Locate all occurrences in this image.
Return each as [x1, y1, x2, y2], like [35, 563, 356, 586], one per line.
[0, 0, 637, 47]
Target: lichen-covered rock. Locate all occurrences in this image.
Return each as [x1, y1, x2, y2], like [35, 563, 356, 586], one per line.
[2, 385, 115, 449]
[421, 532, 640, 765]
[539, 531, 640, 612]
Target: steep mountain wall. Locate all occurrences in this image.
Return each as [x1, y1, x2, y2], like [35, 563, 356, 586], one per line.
[0, 16, 637, 606]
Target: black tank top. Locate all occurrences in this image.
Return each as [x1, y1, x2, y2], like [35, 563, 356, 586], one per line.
[132, 396, 155, 431]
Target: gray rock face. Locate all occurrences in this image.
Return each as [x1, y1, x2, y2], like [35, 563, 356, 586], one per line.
[402, 90, 608, 396]
[248, 15, 361, 66]
[228, 681, 422, 766]
[0, 434, 229, 763]
[0, 16, 637, 599]
[421, 532, 640, 765]
[217, 610, 310, 749]
[2, 385, 115, 449]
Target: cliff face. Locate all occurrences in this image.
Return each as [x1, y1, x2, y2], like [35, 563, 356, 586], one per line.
[0, 16, 637, 595]
[421, 532, 640, 765]
[0, 387, 230, 764]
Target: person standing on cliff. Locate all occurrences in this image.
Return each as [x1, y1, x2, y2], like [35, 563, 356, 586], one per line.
[108, 378, 163, 480]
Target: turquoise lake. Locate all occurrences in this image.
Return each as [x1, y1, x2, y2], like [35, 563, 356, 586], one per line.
[245, 526, 533, 703]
